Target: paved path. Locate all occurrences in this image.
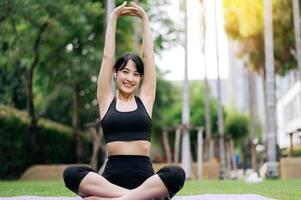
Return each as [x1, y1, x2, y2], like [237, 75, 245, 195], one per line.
[0, 194, 275, 200]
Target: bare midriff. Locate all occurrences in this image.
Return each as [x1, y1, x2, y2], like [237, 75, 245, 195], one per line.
[106, 140, 151, 157]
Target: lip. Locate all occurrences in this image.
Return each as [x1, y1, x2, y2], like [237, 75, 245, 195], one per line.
[123, 83, 134, 88]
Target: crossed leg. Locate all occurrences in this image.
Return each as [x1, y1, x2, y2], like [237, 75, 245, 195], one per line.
[83, 174, 169, 200]
[64, 165, 184, 200]
[77, 172, 130, 198]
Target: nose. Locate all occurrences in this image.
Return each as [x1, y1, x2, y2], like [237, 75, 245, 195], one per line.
[126, 74, 134, 81]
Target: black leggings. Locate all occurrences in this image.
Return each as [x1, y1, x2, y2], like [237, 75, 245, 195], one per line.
[63, 155, 185, 198]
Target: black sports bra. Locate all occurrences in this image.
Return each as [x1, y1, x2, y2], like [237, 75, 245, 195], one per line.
[100, 96, 152, 144]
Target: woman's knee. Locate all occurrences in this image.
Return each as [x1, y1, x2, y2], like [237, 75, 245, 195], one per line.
[156, 166, 186, 198]
[63, 166, 95, 194]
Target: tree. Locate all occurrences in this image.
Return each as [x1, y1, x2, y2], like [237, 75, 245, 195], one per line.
[1, 0, 107, 161]
[224, 108, 249, 142]
[199, 0, 214, 162]
[0, 0, 178, 164]
[263, 0, 278, 178]
[292, 0, 301, 78]
[160, 81, 219, 163]
[223, 0, 296, 178]
[182, 0, 191, 179]
[0, 0, 53, 158]
[247, 67, 258, 171]
[223, 0, 296, 77]
[214, 0, 226, 179]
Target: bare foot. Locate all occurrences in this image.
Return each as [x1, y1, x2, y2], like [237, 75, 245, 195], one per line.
[83, 196, 122, 200]
[83, 196, 108, 200]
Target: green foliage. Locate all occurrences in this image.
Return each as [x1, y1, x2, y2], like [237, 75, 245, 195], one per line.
[0, 66, 26, 109]
[223, 0, 297, 76]
[156, 80, 218, 134]
[0, 0, 176, 129]
[292, 149, 301, 157]
[272, 0, 296, 76]
[284, 144, 301, 157]
[224, 107, 249, 141]
[189, 81, 219, 134]
[153, 80, 220, 160]
[0, 0, 183, 174]
[223, 0, 263, 39]
[0, 104, 92, 179]
[152, 69, 179, 139]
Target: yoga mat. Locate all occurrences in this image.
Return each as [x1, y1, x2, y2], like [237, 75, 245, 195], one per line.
[0, 194, 275, 200]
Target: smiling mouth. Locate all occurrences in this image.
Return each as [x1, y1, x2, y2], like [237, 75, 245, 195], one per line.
[123, 83, 134, 88]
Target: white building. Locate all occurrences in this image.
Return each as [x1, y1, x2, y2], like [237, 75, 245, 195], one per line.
[276, 72, 301, 149]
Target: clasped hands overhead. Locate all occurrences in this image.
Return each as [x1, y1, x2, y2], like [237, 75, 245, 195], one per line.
[113, 1, 147, 19]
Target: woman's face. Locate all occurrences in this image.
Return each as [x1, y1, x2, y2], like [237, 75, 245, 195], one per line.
[116, 59, 142, 95]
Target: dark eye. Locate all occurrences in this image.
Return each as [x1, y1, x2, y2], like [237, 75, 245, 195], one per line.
[122, 70, 129, 74]
[134, 73, 140, 77]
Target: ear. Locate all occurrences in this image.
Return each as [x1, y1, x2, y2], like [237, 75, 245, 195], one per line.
[114, 73, 117, 79]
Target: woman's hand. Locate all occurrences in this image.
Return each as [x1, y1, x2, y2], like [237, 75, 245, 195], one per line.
[112, 1, 128, 17]
[129, 2, 147, 19]
[119, 2, 147, 19]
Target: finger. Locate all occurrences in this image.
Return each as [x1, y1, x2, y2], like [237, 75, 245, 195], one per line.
[123, 7, 139, 11]
[121, 1, 127, 7]
[130, 1, 137, 6]
[120, 11, 130, 15]
[130, 1, 142, 9]
[120, 13, 137, 16]
[120, 11, 138, 16]
[120, 13, 136, 16]
[120, 11, 137, 16]
[121, 8, 138, 15]
[116, 1, 127, 10]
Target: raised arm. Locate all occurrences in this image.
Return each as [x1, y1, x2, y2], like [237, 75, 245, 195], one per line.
[130, 2, 156, 115]
[97, 2, 127, 118]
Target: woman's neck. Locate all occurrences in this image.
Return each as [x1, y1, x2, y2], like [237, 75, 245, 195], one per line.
[116, 90, 134, 101]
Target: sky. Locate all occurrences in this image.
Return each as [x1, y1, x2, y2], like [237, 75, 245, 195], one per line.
[155, 0, 229, 81]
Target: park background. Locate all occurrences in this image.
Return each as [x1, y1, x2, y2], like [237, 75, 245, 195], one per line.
[0, 0, 301, 199]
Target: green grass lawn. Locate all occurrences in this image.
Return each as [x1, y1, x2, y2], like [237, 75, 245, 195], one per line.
[0, 179, 300, 200]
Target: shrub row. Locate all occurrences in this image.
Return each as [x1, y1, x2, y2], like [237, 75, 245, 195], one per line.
[0, 104, 92, 179]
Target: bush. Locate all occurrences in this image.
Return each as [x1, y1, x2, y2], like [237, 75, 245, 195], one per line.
[283, 144, 301, 157]
[0, 104, 92, 179]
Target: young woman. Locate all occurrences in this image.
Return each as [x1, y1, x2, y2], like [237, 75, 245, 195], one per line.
[63, 2, 185, 200]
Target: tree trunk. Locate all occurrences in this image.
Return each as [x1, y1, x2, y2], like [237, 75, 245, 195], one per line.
[225, 138, 231, 173]
[263, 0, 279, 178]
[197, 128, 203, 179]
[230, 138, 237, 172]
[174, 126, 181, 163]
[20, 70, 37, 146]
[214, 0, 226, 179]
[162, 129, 172, 163]
[182, 0, 191, 179]
[19, 21, 48, 160]
[292, 0, 301, 79]
[200, 0, 214, 162]
[106, 0, 115, 26]
[89, 127, 102, 170]
[247, 67, 258, 171]
[72, 84, 81, 163]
